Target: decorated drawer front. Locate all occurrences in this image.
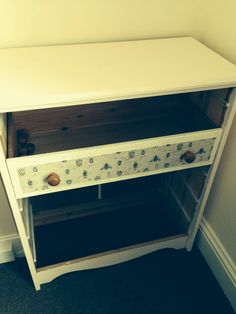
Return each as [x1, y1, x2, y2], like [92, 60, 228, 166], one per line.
[7, 130, 222, 198]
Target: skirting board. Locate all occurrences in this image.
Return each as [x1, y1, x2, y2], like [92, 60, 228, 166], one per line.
[197, 217, 236, 312]
[0, 234, 23, 263]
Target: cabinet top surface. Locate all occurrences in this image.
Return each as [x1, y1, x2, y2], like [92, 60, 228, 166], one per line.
[0, 37, 236, 113]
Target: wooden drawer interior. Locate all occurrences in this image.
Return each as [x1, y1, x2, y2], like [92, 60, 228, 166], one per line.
[30, 167, 208, 267]
[7, 89, 230, 158]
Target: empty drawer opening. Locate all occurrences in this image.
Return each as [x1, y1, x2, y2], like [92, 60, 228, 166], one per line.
[7, 89, 230, 158]
[29, 169, 207, 268]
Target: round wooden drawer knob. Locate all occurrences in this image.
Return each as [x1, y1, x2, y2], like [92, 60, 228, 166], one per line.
[47, 172, 60, 186]
[183, 150, 196, 163]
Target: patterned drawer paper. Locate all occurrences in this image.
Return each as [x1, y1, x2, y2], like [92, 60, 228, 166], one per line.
[17, 138, 215, 194]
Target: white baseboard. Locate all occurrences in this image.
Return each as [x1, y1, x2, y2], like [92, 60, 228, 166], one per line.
[197, 217, 236, 312]
[0, 234, 23, 263]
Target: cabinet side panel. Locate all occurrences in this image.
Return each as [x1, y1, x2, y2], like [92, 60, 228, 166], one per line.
[0, 140, 40, 290]
[186, 88, 236, 250]
[0, 113, 7, 155]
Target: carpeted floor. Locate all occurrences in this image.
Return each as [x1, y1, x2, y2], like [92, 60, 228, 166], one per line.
[0, 247, 234, 314]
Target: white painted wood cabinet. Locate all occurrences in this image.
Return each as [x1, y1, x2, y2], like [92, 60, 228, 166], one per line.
[0, 37, 236, 290]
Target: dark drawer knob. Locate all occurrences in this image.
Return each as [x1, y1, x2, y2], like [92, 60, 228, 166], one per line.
[182, 150, 196, 163]
[17, 143, 35, 156]
[17, 129, 29, 144]
[47, 173, 60, 186]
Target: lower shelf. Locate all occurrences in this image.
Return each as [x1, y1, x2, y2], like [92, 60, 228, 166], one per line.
[34, 198, 186, 267]
[29, 169, 206, 269]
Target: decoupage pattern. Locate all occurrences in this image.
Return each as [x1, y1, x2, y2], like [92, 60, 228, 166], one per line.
[17, 138, 215, 194]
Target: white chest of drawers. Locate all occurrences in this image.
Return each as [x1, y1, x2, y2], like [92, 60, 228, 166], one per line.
[0, 37, 236, 290]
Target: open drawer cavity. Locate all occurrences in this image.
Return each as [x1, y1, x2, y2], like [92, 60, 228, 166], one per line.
[29, 171, 206, 268]
[7, 89, 229, 198]
[7, 90, 228, 157]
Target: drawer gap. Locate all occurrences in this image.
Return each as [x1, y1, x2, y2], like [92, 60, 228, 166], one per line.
[34, 198, 185, 268]
[7, 92, 221, 157]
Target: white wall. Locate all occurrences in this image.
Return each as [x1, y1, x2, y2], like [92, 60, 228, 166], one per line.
[0, 176, 17, 237]
[0, 175, 19, 263]
[0, 0, 200, 48]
